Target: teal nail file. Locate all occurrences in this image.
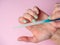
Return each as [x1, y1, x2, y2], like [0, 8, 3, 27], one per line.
[15, 18, 60, 28]
[15, 19, 52, 28]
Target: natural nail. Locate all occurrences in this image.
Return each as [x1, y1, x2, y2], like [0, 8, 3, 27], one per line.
[23, 20, 27, 23]
[32, 19, 36, 22]
[34, 15, 38, 19]
[48, 16, 51, 19]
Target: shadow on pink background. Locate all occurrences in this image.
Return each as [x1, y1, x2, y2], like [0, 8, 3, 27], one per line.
[0, 0, 60, 45]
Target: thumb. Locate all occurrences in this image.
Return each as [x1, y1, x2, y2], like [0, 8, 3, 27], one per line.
[18, 36, 38, 43]
[51, 3, 60, 19]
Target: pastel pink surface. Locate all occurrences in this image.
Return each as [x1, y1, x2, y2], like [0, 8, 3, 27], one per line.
[0, 0, 60, 45]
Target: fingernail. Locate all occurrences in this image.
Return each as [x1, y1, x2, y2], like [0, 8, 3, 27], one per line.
[48, 16, 51, 19]
[23, 20, 27, 23]
[34, 15, 38, 19]
[33, 7, 39, 14]
[32, 19, 36, 22]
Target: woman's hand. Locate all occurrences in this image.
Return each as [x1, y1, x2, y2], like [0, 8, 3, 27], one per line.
[50, 3, 60, 45]
[50, 3, 60, 28]
[18, 6, 56, 43]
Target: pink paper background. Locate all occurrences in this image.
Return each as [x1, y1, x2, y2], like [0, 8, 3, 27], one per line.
[0, 0, 60, 45]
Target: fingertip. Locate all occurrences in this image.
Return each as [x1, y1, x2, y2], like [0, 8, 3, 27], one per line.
[18, 37, 22, 41]
[18, 17, 28, 24]
[18, 37, 26, 41]
[33, 6, 40, 14]
[17, 36, 29, 42]
[53, 3, 60, 13]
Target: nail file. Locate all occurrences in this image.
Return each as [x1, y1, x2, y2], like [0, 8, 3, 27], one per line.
[16, 19, 52, 28]
[15, 18, 60, 28]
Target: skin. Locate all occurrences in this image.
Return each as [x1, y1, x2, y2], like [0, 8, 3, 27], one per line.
[51, 29, 60, 45]
[51, 4, 60, 45]
[18, 3, 60, 43]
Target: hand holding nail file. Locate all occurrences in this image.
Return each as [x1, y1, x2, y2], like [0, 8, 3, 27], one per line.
[17, 18, 60, 28]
